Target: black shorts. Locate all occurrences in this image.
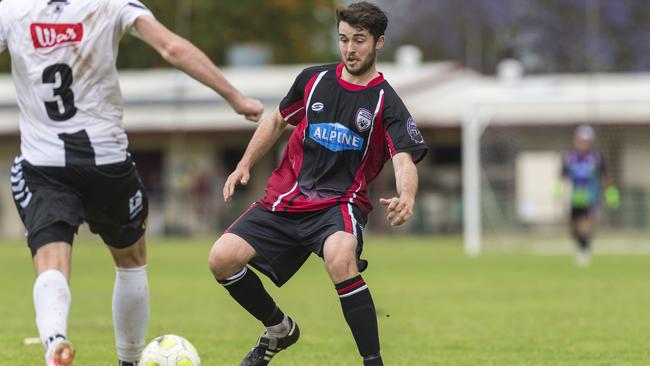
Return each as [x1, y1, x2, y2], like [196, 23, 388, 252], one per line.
[571, 206, 593, 221]
[227, 202, 367, 287]
[10, 155, 148, 256]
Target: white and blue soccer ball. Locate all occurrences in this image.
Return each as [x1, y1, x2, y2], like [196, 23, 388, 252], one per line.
[139, 334, 201, 366]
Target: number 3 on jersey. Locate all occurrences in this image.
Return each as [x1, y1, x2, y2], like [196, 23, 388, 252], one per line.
[42, 64, 77, 121]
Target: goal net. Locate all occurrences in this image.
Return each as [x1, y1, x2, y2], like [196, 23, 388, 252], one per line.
[465, 120, 650, 255]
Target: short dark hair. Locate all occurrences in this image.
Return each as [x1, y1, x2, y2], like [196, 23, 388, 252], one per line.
[336, 2, 388, 42]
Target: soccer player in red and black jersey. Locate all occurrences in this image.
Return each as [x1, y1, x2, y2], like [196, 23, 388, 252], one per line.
[208, 2, 427, 365]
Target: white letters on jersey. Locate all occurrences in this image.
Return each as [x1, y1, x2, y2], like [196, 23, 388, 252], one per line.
[0, 0, 153, 166]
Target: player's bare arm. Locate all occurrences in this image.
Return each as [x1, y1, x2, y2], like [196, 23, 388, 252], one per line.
[133, 15, 263, 122]
[223, 108, 288, 202]
[380, 152, 418, 226]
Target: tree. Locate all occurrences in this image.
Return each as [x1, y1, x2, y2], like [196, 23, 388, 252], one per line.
[0, 0, 337, 72]
[377, 0, 650, 73]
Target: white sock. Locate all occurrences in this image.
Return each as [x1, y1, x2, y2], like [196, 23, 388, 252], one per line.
[33, 269, 71, 350]
[266, 315, 291, 338]
[112, 265, 149, 362]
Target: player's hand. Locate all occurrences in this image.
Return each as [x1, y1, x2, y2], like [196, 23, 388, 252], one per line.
[379, 196, 414, 226]
[223, 166, 250, 203]
[231, 96, 263, 122]
[605, 186, 620, 210]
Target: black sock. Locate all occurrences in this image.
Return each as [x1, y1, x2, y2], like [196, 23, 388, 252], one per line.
[336, 275, 381, 363]
[573, 231, 590, 251]
[363, 353, 384, 366]
[218, 267, 285, 326]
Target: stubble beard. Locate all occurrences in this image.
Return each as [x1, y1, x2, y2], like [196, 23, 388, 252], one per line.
[344, 49, 377, 77]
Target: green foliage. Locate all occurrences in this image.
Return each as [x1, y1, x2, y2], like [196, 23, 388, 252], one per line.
[1, 236, 650, 365]
[0, 0, 337, 72]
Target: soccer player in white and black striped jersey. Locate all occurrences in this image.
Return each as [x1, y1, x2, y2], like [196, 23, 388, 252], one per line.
[0, 1, 263, 365]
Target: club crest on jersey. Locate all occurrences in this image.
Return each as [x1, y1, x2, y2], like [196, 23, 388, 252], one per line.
[30, 23, 84, 52]
[407, 116, 424, 143]
[311, 102, 325, 112]
[355, 108, 373, 132]
[309, 123, 364, 152]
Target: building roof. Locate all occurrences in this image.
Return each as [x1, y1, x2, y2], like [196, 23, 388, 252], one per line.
[1, 62, 650, 136]
[408, 71, 650, 126]
[0, 62, 459, 135]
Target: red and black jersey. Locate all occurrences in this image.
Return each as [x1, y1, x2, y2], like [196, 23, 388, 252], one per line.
[259, 63, 428, 214]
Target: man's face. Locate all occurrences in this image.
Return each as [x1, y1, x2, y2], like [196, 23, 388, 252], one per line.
[575, 137, 592, 152]
[338, 21, 384, 76]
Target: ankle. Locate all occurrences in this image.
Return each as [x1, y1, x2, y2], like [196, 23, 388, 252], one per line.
[363, 353, 383, 366]
[265, 315, 291, 338]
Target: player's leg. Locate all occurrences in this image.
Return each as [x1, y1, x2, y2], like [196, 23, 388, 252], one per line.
[33, 240, 76, 366]
[106, 235, 149, 366]
[574, 213, 593, 266]
[570, 208, 591, 266]
[209, 204, 305, 365]
[84, 157, 150, 366]
[323, 232, 382, 366]
[209, 233, 293, 336]
[12, 158, 81, 366]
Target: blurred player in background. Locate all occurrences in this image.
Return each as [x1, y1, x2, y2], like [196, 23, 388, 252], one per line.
[0, 1, 263, 365]
[208, 2, 427, 365]
[558, 125, 619, 266]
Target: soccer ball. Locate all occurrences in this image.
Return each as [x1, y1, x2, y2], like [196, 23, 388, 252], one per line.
[139, 334, 201, 366]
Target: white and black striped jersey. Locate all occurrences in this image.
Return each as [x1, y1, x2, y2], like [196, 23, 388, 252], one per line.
[0, 0, 153, 166]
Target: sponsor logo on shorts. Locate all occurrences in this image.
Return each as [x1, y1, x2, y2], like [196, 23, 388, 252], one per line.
[406, 116, 424, 143]
[355, 108, 373, 132]
[129, 190, 144, 220]
[309, 123, 364, 152]
[311, 102, 325, 112]
[30, 23, 83, 52]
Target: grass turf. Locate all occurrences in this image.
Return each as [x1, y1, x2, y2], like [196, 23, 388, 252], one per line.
[1, 236, 649, 365]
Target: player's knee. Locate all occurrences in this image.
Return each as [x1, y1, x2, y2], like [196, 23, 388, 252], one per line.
[325, 253, 357, 281]
[208, 237, 245, 279]
[110, 238, 147, 268]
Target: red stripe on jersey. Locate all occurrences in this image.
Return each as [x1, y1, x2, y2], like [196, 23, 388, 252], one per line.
[303, 72, 321, 112]
[341, 204, 353, 233]
[280, 100, 304, 125]
[345, 91, 385, 207]
[385, 130, 398, 157]
[271, 72, 323, 212]
[337, 279, 366, 294]
[263, 120, 307, 212]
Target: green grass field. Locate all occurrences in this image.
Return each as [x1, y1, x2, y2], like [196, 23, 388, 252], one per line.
[1, 236, 649, 365]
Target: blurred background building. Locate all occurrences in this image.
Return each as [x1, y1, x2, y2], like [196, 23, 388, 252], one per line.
[1, 0, 649, 248]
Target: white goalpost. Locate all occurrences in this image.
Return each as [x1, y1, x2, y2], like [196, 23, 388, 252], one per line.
[462, 108, 487, 257]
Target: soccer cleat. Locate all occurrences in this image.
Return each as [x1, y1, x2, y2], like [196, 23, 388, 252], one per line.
[576, 250, 591, 267]
[240, 317, 300, 366]
[46, 339, 75, 366]
[118, 361, 138, 366]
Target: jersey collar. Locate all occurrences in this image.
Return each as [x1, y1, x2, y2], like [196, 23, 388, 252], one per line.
[336, 63, 385, 91]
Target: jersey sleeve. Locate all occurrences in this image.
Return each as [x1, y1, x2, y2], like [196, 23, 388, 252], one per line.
[279, 68, 315, 126]
[382, 92, 428, 163]
[112, 0, 155, 37]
